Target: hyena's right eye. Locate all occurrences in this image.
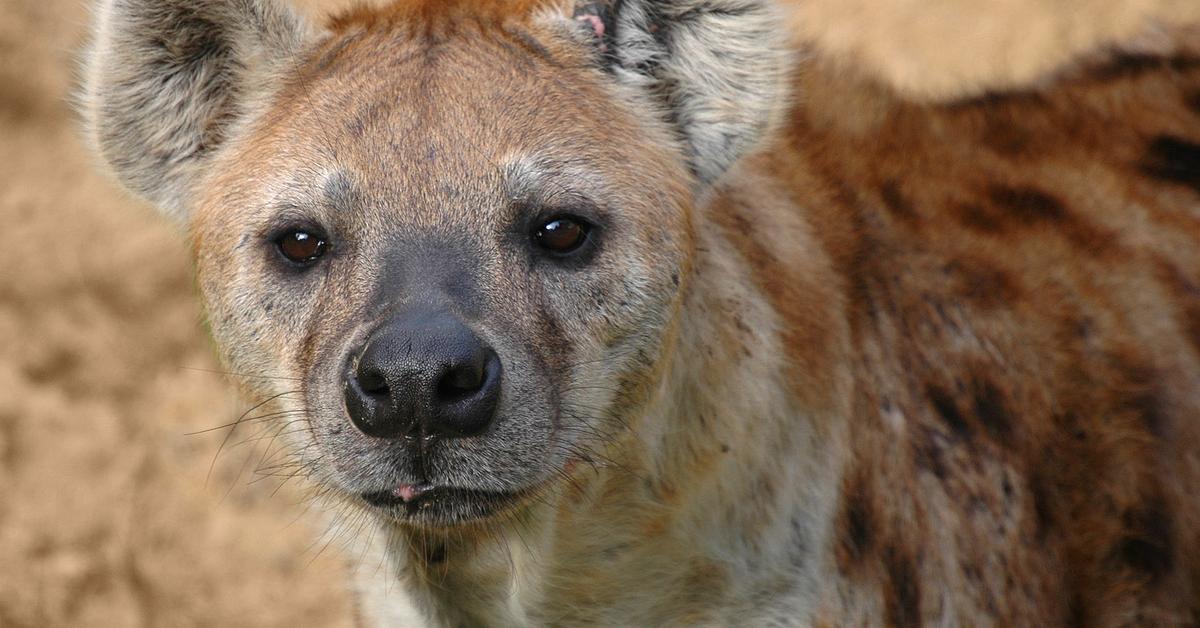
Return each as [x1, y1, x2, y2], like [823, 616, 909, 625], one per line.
[532, 216, 592, 256]
[274, 228, 328, 266]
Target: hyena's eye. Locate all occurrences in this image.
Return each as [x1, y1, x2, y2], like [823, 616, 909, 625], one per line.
[275, 229, 328, 265]
[532, 216, 591, 256]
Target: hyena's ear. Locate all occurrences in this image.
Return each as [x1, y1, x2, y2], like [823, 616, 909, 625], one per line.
[566, 0, 791, 187]
[82, 0, 317, 221]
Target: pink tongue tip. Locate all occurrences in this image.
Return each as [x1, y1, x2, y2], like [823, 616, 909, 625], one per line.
[394, 483, 430, 503]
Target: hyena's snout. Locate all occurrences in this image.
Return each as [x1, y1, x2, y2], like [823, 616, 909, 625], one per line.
[344, 307, 503, 441]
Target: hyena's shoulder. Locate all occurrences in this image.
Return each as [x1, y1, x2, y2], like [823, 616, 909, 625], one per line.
[721, 44, 1200, 625]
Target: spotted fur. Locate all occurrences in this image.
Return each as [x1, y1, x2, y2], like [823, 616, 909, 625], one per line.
[83, 0, 1200, 625]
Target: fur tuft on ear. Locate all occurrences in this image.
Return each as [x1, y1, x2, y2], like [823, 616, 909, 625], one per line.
[574, 0, 792, 187]
[81, 0, 316, 221]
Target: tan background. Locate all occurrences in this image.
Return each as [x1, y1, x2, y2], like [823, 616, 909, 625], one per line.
[0, 0, 365, 625]
[2, 0, 1197, 626]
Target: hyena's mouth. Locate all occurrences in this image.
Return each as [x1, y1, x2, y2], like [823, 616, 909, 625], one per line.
[360, 483, 537, 526]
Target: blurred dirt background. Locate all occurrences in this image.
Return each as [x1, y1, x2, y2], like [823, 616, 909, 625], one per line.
[3, 0, 1198, 626]
[0, 0, 364, 626]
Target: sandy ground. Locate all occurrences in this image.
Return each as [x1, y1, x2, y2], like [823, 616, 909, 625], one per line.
[0, 0, 362, 625]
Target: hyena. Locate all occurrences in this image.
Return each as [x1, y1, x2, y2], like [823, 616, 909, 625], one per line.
[83, 0, 1200, 625]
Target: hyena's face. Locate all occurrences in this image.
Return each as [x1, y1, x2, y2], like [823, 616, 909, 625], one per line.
[85, 0, 786, 526]
[194, 20, 693, 524]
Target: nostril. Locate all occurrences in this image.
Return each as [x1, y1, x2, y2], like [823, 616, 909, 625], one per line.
[430, 349, 501, 438]
[357, 367, 390, 396]
[436, 360, 487, 401]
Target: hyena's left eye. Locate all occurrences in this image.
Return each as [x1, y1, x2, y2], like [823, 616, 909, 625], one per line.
[533, 216, 591, 256]
[275, 229, 328, 265]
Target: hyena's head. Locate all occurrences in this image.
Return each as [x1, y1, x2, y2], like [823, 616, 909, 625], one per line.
[84, 0, 788, 526]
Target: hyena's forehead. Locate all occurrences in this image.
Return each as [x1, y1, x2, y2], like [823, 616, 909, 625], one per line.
[215, 22, 655, 218]
[277, 19, 618, 153]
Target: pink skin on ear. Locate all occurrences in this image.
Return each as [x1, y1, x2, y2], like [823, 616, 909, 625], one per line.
[574, 13, 607, 52]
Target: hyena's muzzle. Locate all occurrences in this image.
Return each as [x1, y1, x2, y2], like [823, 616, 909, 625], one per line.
[297, 231, 567, 529]
[344, 305, 505, 507]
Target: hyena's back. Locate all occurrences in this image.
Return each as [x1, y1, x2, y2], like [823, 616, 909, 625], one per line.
[719, 53, 1200, 624]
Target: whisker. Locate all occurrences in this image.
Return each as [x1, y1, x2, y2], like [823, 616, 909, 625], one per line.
[181, 366, 303, 381]
[206, 389, 303, 486]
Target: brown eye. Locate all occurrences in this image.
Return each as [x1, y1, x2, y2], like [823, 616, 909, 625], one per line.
[276, 230, 327, 264]
[533, 217, 589, 255]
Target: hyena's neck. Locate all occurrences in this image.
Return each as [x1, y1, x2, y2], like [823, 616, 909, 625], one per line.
[585, 165, 854, 617]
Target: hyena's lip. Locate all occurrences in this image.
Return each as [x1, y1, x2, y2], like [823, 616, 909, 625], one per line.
[362, 483, 436, 507]
[360, 484, 534, 526]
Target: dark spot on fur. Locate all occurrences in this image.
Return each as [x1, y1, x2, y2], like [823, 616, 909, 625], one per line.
[297, 325, 322, 375]
[1156, 261, 1200, 354]
[839, 478, 874, 564]
[153, 16, 227, 67]
[962, 563, 982, 584]
[504, 26, 557, 66]
[672, 4, 757, 23]
[841, 200, 882, 329]
[308, 31, 365, 78]
[954, 202, 1004, 232]
[945, 256, 1020, 308]
[980, 117, 1035, 156]
[323, 171, 358, 210]
[1115, 498, 1174, 581]
[1121, 365, 1170, 438]
[879, 181, 919, 224]
[1074, 316, 1094, 340]
[1067, 591, 1086, 627]
[345, 100, 392, 140]
[972, 379, 1012, 442]
[883, 548, 921, 628]
[1141, 135, 1200, 195]
[987, 185, 1067, 223]
[927, 385, 970, 438]
[970, 185, 1117, 251]
[1092, 54, 1163, 79]
[1090, 54, 1200, 81]
[913, 429, 948, 480]
[953, 89, 1048, 110]
[1189, 90, 1200, 115]
[1029, 467, 1055, 538]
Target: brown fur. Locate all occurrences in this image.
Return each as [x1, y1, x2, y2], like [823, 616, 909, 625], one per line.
[759, 52, 1200, 624]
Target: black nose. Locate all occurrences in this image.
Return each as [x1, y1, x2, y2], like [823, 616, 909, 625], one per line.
[344, 309, 502, 439]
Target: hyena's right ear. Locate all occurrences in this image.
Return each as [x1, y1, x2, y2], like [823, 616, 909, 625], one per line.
[82, 0, 318, 222]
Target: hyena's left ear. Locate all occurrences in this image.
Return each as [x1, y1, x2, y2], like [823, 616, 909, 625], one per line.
[81, 0, 318, 222]
[564, 0, 791, 187]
